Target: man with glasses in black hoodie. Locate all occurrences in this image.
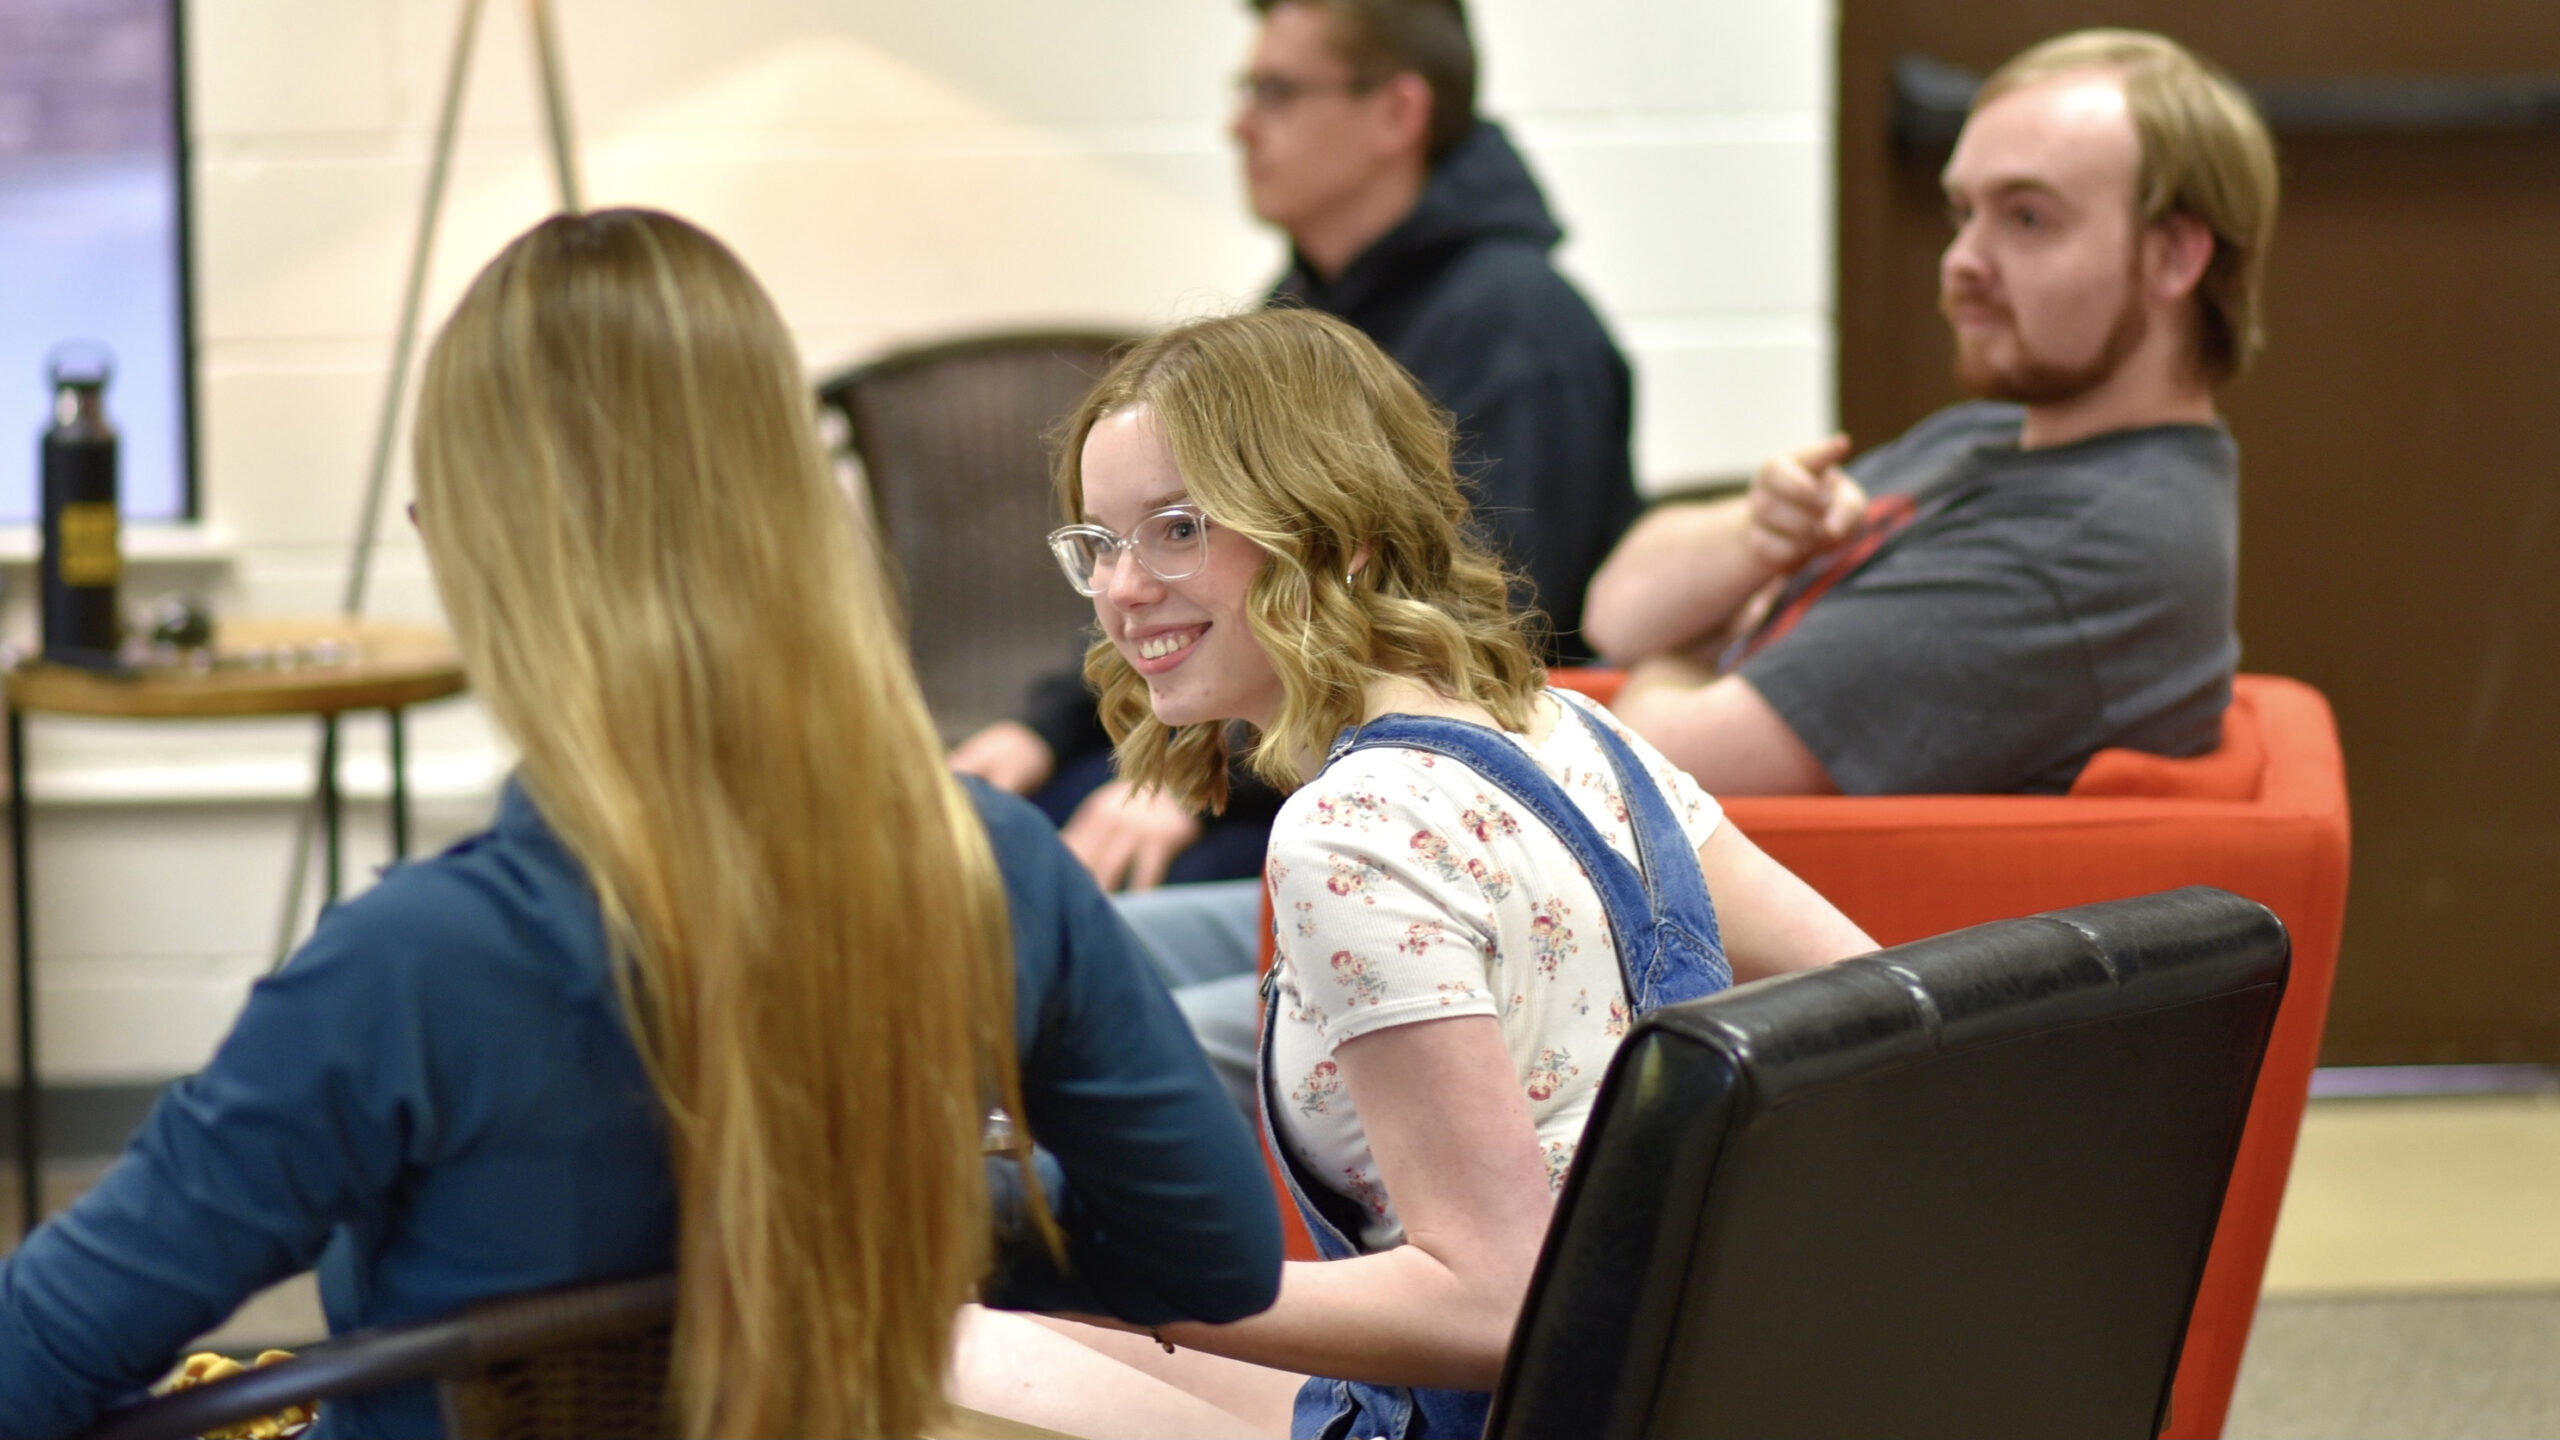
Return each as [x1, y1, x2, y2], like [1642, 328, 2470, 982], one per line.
[1235, 0, 1640, 647]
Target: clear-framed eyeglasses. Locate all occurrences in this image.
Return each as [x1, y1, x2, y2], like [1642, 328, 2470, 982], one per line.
[1231, 69, 1380, 116]
[1047, 505, 1214, 597]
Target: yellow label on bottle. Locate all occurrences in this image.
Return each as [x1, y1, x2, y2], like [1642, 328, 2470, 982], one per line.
[58, 502, 121, 586]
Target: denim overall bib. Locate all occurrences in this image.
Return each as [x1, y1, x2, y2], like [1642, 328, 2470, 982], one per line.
[1261, 697, 1733, 1439]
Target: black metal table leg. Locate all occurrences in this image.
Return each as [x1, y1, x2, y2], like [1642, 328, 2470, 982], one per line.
[388, 708, 409, 861]
[11, 707, 38, 1236]
[321, 715, 342, 906]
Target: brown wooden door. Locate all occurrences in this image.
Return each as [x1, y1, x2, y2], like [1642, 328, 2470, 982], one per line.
[1839, 1, 2560, 1063]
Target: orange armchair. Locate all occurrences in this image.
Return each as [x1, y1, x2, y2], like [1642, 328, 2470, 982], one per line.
[1557, 668, 2350, 1439]
[1257, 672, 2346, 1439]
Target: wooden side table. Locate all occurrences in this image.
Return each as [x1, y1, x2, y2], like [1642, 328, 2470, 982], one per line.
[7, 617, 467, 1233]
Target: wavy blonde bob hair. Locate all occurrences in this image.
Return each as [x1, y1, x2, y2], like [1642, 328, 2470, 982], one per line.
[1977, 28, 2280, 382]
[1058, 307, 1545, 808]
[413, 210, 1035, 1439]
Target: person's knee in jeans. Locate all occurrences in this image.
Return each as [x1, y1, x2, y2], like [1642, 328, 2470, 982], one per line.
[1111, 878, 1264, 991]
[1112, 881, 1266, 1125]
[1173, 972, 1261, 1124]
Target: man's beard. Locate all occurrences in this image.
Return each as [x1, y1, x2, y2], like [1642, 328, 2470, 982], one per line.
[1946, 262, 2149, 406]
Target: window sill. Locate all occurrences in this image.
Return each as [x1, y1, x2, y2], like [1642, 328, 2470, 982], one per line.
[0, 521, 236, 569]
[23, 748, 510, 807]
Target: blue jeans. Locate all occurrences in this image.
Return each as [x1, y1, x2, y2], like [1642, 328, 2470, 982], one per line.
[1113, 880, 1265, 1120]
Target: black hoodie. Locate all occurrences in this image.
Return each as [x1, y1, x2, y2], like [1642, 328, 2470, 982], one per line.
[1274, 119, 1641, 663]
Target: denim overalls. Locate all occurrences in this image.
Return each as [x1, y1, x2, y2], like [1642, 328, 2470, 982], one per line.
[1261, 697, 1733, 1439]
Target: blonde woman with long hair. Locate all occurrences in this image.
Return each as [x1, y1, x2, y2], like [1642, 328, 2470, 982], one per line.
[0, 210, 1279, 1440]
[953, 307, 1874, 1438]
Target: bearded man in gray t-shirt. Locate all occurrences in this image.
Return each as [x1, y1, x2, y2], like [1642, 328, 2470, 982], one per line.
[1584, 29, 2279, 796]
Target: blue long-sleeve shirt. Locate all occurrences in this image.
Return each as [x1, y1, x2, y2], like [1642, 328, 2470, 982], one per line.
[0, 777, 1280, 1438]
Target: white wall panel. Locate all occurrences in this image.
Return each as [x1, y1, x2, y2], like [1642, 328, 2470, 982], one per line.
[187, 0, 398, 139]
[1624, 0, 1833, 115]
[1622, 320, 1835, 489]
[581, 151, 1263, 341]
[399, 3, 1262, 137]
[1475, 0, 1831, 118]
[1535, 132, 1831, 320]
[38, 957, 274, 1083]
[13, 794, 494, 1084]
[195, 153, 562, 343]
[210, 541, 460, 630]
[196, 366, 397, 545]
[1470, 0, 1628, 117]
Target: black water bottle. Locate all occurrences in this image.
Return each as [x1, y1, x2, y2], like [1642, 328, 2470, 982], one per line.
[39, 343, 123, 669]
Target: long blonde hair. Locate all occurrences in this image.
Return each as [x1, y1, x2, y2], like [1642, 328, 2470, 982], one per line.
[413, 210, 1031, 1438]
[1057, 307, 1544, 809]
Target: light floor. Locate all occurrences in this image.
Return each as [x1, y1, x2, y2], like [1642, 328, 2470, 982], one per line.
[2226, 1090, 2560, 1438]
[2261, 1091, 2560, 1296]
[11, 1092, 2560, 1436]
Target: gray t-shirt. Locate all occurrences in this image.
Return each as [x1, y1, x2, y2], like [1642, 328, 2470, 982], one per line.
[1734, 402, 2238, 795]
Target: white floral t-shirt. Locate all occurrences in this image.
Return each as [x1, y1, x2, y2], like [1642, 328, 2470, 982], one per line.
[1265, 688, 1724, 1251]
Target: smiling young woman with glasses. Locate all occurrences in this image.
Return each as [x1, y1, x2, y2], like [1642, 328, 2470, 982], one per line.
[955, 306, 1873, 1440]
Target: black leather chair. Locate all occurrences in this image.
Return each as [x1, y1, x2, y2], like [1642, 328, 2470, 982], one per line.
[1486, 886, 2289, 1440]
[817, 331, 1131, 744]
[71, 1273, 676, 1440]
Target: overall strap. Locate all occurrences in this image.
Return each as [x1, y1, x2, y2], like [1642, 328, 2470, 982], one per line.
[1331, 712, 1661, 985]
[1329, 696, 1727, 1010]
[1554, 699, 1730, 1007]
[1555, 698, 1721, 943]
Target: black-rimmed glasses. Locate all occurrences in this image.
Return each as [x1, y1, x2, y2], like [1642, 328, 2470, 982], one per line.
[1047, 505, 1214, 597]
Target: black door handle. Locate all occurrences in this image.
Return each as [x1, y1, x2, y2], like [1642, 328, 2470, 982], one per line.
[1892, 52, 2560, 151]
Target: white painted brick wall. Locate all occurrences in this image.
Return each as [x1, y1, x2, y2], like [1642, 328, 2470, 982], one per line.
[11, 0, 1836, 1085]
